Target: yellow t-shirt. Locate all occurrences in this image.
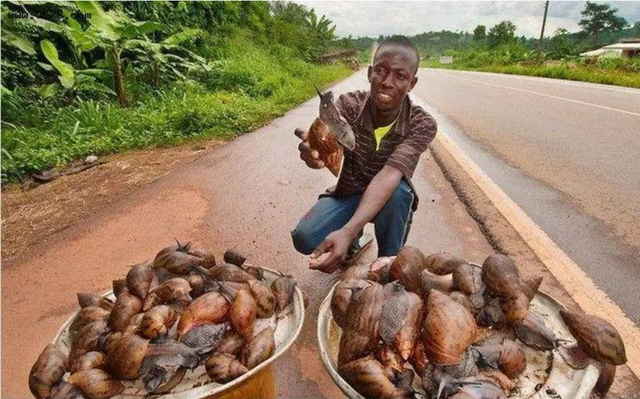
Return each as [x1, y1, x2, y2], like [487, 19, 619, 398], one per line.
[374, 121, 395, 151]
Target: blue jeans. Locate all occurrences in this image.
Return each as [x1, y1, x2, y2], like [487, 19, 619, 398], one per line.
[291, 180, 414, 257]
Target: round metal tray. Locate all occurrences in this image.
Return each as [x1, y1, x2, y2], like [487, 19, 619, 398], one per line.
[53, 267, 305, 399]
[317, 278, 599, 399]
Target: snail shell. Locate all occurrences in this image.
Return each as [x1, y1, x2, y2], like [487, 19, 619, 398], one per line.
[424, 252, 468, 275]
[216, 330, 247, 357]
[421, 290, 477, 366]
[247, 280, 276, 319]
[560, 309, 627, 365]
[69, 320, 109, 363]
[307, 117, 343, 176]
[143, 277, 191, 311]
[108, 290, 143, 332]
[68, 369, 125, 399]
[390, 246, 426, 296]
[223, 249, 247, 266]
[338, 356, 397, 399]
[105, 334, 149, 380]
[270, 276, 297, 311]
[338, 283, 383, 366]
[70, 352, 106, 374]
[177, 291, 230, 339]
[140, 305, 178, 340]
[481, 254, 521, 298]
[230, 289, 257, 340]
[76, 293, 114, 311]
[500, 290, 530, 323]
[239, 326, 275, 370]
[366, 256, 396, 283]
[205, 353, 249, 383]
[209, 263, 256, 283]
[70, 306, 110, 333]
[421, 270, 454, 296]
[126, 262, 154, 299]
[452, 263, 482, 295]
[331, 279, 370, 329]
[153, 242, 203, 275]
[29, 344, 68, 399]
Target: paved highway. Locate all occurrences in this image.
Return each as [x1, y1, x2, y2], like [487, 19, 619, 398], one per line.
[414, 69, 640, 323]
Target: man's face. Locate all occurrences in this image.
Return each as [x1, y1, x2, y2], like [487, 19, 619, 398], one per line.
[368, 45, 418, 113]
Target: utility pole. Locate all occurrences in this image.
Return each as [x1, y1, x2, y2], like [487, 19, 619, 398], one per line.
[537, 0, 550, 63]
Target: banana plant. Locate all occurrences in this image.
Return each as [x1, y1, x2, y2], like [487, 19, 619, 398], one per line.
[75, 1, 163, 106]
[0, 4, 36, 55]
[124, 28, 205, 87]
[39, 39, 114, 100]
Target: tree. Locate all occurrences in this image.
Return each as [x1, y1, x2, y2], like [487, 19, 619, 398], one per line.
[75, 1, 163, 106]
[579, 1, 628, 44]
[473, 25, 486, 44]
[487, 21, 517, 48]
[549, 28, 576, 58]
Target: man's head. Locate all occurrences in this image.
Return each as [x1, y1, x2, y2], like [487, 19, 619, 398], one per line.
[368, 36, 420, 116]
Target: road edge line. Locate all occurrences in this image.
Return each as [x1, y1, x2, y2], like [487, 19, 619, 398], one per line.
[434, 130, 640, 378]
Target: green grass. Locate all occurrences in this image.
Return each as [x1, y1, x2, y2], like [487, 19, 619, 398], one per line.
[1, 37, 352, 184]
[420, 59, 640, 89]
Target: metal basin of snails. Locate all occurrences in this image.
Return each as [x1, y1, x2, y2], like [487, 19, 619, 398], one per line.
[318, 250, 606, 399]
[30, 244, 304, 399]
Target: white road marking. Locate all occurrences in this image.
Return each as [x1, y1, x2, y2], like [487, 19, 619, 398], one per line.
[428, 68, 640, 95]
[431, 72, 640, 117]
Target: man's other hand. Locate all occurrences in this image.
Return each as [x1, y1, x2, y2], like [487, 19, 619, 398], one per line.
[308, 228, 353, 273]
[295, 128, 325, 170]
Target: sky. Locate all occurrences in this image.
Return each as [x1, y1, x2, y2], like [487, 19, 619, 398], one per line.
[298, 1, 640, 39]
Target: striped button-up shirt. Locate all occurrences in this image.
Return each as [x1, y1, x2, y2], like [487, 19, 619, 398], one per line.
[328, 90, 437, 211]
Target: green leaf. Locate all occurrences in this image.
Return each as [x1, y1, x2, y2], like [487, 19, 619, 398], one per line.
[1, 85, 13, 96]
[9, 1, 76, 8]
[77, 79, 116, 96]
[162, 28, 204, 45]
[40, 40, 75, 89]
[59, 75, 74, 89]
[1, 147, 14, 161]
[75, 1, 119, 41]
[1, 29, 35, 55]
[22, 17, 65, 33]
[120, 21, 163, 39]
[78, 68, 112, 79]
[38, 82, 60, 98]
[37, 62, 54, 71]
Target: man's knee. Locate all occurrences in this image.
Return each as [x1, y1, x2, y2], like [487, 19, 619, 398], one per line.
[291, 226, 315, 255]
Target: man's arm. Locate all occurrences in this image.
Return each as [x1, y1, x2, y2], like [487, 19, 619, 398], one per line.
[309, 165, 403, 273]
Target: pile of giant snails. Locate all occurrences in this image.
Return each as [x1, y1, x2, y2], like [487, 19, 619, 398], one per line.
[29, 241, 299, 399]
[333, 247, 627, 399]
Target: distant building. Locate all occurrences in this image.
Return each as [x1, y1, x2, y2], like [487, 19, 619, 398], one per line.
[580, 38, 640, 59]
[579, 48, 623, 58]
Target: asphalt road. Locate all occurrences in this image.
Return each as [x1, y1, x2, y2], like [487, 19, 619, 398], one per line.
[414, 69, 640, 324]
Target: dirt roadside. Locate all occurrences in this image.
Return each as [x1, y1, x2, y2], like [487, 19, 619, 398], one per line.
[1, 140, 225, 261]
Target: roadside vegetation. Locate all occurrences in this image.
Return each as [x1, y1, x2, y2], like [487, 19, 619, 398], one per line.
[1, 1, 352, 184]
[420, 54, 640, 88]
[355, 2, 640, 88]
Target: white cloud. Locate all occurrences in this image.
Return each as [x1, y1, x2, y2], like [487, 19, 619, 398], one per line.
[298, 1, 640, 39]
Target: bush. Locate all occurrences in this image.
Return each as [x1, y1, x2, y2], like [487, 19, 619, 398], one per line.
[1, 34, 352, 184]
